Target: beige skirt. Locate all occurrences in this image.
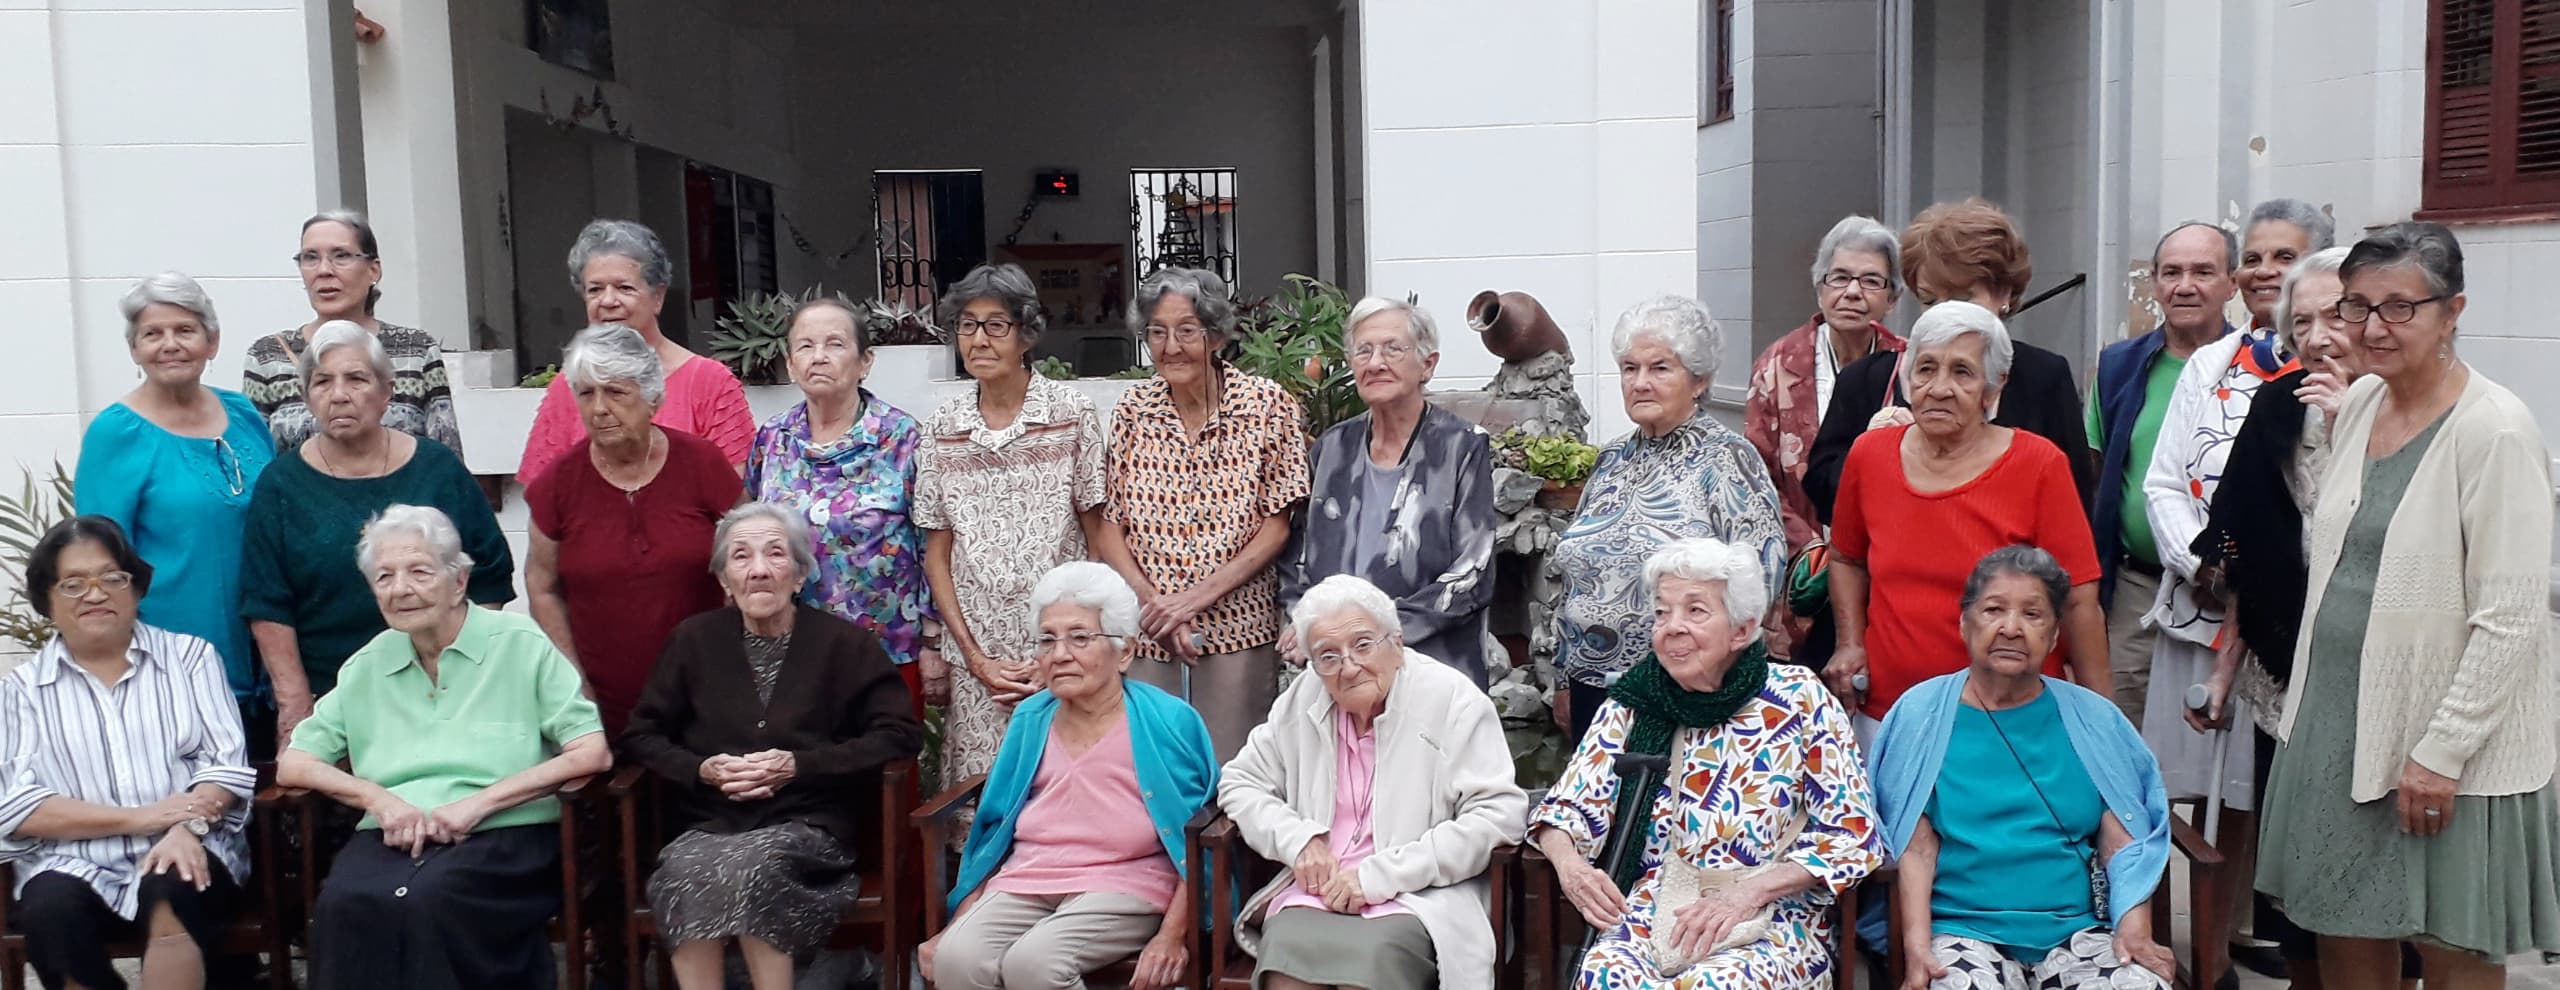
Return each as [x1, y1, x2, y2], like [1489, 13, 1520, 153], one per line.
[1252, 907, 1436, 990]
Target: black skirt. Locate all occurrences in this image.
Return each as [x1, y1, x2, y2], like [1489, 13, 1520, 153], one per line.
[310, 824, 562, 990]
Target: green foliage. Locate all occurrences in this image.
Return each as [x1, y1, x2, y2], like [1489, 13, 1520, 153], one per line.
[1032, 356, 1078, 381]
[707, 288, 818, 385]
[0, 461, 74, 652]
[1505, 723, 1569, 790]
[1491, 430, 1600, 483]
[1109, 366, 1157, 380]
[519, 364, 559, 389]
[1230, 274, 1365, 439]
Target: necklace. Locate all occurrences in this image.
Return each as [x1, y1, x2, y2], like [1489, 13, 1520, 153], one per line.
[316, 434, 391, 478]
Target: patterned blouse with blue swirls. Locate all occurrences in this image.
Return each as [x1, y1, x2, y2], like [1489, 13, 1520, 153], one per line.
[1553, 409, 1789, 688]
[746, 391, 936, 665]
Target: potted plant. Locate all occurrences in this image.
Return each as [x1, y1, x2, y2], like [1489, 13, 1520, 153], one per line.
[862, 297, 952, 383]
[706, 288, 815, 386]
[1230, 273, 1365, 441]
[0, 461, 73, 652]
[1495, 431, 1600, 510]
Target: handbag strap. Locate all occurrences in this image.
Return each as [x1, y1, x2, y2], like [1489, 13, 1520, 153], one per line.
[1973, 696, 2100, 873]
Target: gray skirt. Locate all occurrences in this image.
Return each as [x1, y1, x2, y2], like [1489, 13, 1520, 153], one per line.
[646, 822, 862, 955]
[1252, 908, 1436, 990]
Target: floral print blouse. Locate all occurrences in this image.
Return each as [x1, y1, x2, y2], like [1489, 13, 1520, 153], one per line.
[746, 392, 935, 665]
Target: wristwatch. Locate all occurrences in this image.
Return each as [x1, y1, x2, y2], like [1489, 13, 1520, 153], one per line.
[182, 818, 210, 837]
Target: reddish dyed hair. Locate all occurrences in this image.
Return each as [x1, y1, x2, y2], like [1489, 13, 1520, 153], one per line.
[1900, 198, 2034, 307]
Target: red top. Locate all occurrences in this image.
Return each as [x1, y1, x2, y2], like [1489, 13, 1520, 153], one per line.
[1829, 425, 2100, 719]
[527, 429, 742, 734]
[518, 356, 756, 487]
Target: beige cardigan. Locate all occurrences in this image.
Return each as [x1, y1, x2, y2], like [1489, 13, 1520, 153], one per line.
[2279, 372, 2556, 800]
[1216, 649, 1527, 988]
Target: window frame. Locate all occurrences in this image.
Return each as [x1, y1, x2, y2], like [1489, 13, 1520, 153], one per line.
[1700, 0, 1736, 127]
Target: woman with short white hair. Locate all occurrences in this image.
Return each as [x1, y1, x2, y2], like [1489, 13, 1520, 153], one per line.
[1279, 297, 1500, 684]
[1552, 295, 1788, 739]
[1220, 573, 1528, 988]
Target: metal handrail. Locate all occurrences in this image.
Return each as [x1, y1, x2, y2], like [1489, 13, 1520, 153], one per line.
[2011, 272, 2088, 316]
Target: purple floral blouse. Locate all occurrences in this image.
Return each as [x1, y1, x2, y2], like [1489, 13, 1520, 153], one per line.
[746, 391, 936, 665]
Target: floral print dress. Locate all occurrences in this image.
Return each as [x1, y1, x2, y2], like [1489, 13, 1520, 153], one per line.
[1531, 665, 1882, 990]
[746, 392, 934, 666]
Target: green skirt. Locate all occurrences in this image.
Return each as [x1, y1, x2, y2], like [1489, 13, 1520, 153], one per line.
[1253, 908, 1436, 990]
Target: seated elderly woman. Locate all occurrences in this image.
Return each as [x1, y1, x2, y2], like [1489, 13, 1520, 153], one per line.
[1533, 538, 1881, 990]
[1220, 574, 1528, 989]
[923, 562, 1219, 990]
[1869, 546, 2175, 990]
[280, 504, 611, 989]
[0, 516, 255, 990]
[622, 502, 925, 990]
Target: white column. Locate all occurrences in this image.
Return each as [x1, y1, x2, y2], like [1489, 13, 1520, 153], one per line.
[357, 0, 472, 349]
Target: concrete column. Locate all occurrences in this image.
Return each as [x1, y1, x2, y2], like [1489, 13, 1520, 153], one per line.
[357, 0, 472, 348]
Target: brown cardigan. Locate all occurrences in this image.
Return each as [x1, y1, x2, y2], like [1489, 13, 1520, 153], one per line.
[622, 604, 924, 848]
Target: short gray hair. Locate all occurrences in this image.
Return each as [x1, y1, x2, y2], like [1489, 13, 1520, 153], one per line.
[710, 501, 818, 582]
[1810, 215, 1904, 296]
[1902, 301, 2015, 390]
[1344, 297, 1442, 359]
[302, 320, 393, 394]
[2272, 246, 2352, 354]
[356, 504, 474, 580]
[119, 272, 221, 348]
[1960, 545, 2071, 618]
[1609, 295, 1724, 392]
[566, 219, 674, 292]
[1289, 574, 1404, 648]
[1029, 561, 1142, 639]
[936, 263, 1048, 348]
[2342, 221, 2466, 298]
[2246, 198, 2337, 253]
[2153, 220, 2240, 272]
[560, 324, 667, 406]
[1642, 538, 1769, 642]
[1128, 267, 1238, 341]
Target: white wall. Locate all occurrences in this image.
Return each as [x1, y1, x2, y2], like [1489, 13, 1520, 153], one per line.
[1696, 0, 1757, 403]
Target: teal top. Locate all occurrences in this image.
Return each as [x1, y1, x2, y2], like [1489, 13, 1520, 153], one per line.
[238, 438, 515, 696]
[73, 389, 276, 700]
[1926, 690, 2106, 960]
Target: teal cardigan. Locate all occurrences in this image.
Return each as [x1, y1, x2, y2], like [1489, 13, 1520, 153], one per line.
[948, 679, 1220, 911]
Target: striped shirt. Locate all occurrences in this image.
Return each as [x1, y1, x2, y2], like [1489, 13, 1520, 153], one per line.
[0, 624, 255, 918]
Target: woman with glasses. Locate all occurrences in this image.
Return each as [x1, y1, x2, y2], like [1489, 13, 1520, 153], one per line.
[2257, 222, 2560, 987]
[1095, 266, 1310, 761]
[1277, 297, 1498, 685]
[1743, 217, 1905, 574]
[743, 296, 937, 713]
[243, 210, 466, 456]
[917, 264, 1110, 796]
[76, 273, 278, 731]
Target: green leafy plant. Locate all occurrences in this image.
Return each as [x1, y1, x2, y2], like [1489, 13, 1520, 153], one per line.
[1230, 274, 1365, 439]
[863, 297, 945, 347]
[0, 461, 74, 652]
[708, 288, 817, 385]
[1522, 434, 1600, 484]
[1032, 356, 1078, 381]
[519, 364, 559, 389]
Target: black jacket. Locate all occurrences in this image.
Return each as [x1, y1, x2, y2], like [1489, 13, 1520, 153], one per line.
[1802, 339, 2095, 525]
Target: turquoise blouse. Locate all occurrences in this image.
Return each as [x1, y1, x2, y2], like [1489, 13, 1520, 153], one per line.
[1926, 691, 2106, 959]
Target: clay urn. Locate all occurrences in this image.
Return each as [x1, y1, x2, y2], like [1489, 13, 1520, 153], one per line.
[1468, 290, 1571, 364]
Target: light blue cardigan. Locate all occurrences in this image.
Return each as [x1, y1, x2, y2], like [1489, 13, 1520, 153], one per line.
[1867, 671, 2170, 925]
[947, 679, 1220, 911]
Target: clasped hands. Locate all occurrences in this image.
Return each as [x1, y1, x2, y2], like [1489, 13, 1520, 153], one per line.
[700, 750, 799, 803]
[369, 790, 498, 859]
[1554, 853, 1775, 962]
[1290, 837, 1385, 914]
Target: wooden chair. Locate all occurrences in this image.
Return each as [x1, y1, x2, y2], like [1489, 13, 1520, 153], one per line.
[614, 760, 918, 990]
[911, 773, 1148, 988]
[1196, 813, 1521, 990]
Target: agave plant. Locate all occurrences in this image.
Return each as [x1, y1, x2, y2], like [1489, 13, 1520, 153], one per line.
[0, 461, 74, 652]
[862, 297, 945, 347]
[707, 288, 817, 385]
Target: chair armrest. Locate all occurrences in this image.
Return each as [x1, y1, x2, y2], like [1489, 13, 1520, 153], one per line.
[1201, 814, 1238, 845]
[603, 765, 649, 798]
[558, 773, 598, 799]
[911, 774, 986, 828]
[2168, 816, 2224, 866]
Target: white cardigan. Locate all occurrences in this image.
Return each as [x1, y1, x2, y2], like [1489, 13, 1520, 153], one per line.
[2279, 372, 2556, 800]
[1217, 649, 1527, 988]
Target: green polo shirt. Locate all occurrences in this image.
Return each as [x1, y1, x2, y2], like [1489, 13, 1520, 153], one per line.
[289, 607, 604, 832]
[2086, 353, 2188, 566]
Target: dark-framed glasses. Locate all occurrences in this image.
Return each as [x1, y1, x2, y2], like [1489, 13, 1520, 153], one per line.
[2336, 296, 2445, 325]
[956, 318, 1019, 338]
[1820, 272, 1891, 292]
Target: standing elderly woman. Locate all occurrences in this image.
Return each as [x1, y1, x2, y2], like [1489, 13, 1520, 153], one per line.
[917, 263, 1109, 795]
[281, 505, 611, 990]
[520, 219, 755, 486]
[1869, 546, 2176, 990]
[1096, 266, 1310, 760]
[77, 273, 277, 715]
[1552, 295, 1788, 740]
[923, 562, 1218, 990]
[1278, 298, 1499, 684]
[1822, 302, 2106, 739]
[623, 502, 926, 990]
[526, 324, 743, 735]
[2234, 199, 2336, 333]
[1533, 538, 1881, 990]
[744, 296, 939, 710]
[241, 321, 514, 750]
[1744, 216, 1906, 558]
[2257, 222, 2560, 989]
[244, 210, 467, 454]
[1221, 574, 1527, 989]
[1, 517, 255, 990]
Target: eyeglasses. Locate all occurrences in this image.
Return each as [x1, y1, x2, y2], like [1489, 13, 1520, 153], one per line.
[1144, 324, 1209, 345]
[53, 572, 133, 599]
[1351, 341, 1416, 364]
[1035, 631, 1115, 655]
[1310, 635, 1390, 675]
[292, 250, 373, 271]
[955, 318, 1018, 338]
[2336, 296, 2446, 325]
[1820, 272, 1891, 292]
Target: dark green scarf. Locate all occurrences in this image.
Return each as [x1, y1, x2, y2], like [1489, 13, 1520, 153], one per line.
[1598, 642, 1771, 892]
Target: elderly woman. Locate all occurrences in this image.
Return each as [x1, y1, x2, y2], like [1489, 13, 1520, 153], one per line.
[1096, 266, 1310, 760]
[243, 210, 467, 454]
[520, 219, 755, 486]
[241, 321, 513, 750]
[1552, 295, 1787, 740]
[2257, 222, 2560, 987]
[1278, 298, 1498, 684]
[623, 502, 925, 990]
[1222, 573, 1526, 988]
[2235, 199, 2336, 333]
[526, 324, 743, 735]
[76, 273, 276, 716]
[0, 517, 254, 990]
[1822, 302, 2106, 739]
[1869, 546, 2175, 990]
[923, 562, 1218, 990]
[744, 296, 938, 710]
[917, 264, 1109, 794]
[1533, 538, 1880, 990]
[1744, 216, 1906, 558]
[280, 504, 612, 989]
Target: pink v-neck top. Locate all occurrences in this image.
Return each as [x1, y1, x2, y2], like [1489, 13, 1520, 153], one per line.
[988, 718, 1179, 909]
[1266, 708, 1411, 918]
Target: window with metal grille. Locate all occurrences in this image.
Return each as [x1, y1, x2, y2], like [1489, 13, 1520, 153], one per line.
[1129, 169, 1240, 285]
[2422, 0, 2560, 217]
[1702, 0, 1736, 125]
[872, 170, 987, 311]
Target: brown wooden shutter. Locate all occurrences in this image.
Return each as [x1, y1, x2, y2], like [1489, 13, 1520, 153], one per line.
[2425, 0, 2560, 215]
[2515, 1, 2560, 201]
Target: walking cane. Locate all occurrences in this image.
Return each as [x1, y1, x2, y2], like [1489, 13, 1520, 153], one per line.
[1576, 752, 1673, 967]
[2187, 682, 2230, 845]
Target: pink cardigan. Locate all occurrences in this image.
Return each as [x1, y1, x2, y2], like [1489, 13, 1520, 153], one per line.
[517, 356, 755, 485]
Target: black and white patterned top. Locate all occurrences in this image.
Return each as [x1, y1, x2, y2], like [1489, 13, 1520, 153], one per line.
[241, 323, 465, 456]
[744, 631, 790, 706]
